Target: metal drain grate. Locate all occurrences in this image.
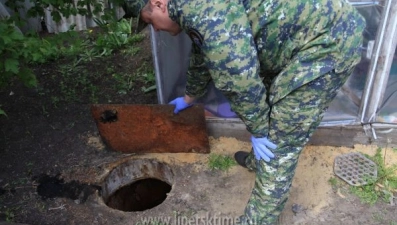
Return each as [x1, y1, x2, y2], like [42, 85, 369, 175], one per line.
[334, 152, 377, 186]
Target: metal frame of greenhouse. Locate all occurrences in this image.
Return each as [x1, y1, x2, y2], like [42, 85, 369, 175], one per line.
[150, 0, 397, 147]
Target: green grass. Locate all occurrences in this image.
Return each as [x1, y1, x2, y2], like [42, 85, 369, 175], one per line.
[208, 154, 237, 171]
[350, 182, 379, 205]
[135, 62, 156, 93]
[328, 177, 338, 189]
[112, 72, 136, 95]
[349, 148, 397, 205]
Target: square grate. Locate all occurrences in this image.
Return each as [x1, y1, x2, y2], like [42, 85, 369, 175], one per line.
[334, 152, 377, 186]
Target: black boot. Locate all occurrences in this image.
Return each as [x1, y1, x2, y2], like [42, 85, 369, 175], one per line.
[234, 151, 249, 168]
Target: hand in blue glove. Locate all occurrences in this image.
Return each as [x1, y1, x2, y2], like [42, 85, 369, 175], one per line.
[169, 97, 193, 114]
[251, 136, 277, 162]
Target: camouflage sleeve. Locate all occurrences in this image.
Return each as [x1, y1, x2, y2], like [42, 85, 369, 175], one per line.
[185, 44, 212, 98]
[198, 1, 270, 137]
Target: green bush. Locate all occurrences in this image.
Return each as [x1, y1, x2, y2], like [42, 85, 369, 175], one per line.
[0, 20, 38, 89]
[0, 19, 70, 89]
[0, 20, 75, 115]
[94, 18, 136, 55]
[0, 0, 141, 116]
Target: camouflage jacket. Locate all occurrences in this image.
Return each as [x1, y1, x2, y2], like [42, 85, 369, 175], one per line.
[167, 0, 365, 137]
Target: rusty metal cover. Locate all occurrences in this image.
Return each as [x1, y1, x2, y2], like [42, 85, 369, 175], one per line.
[91, 104, 210, 154]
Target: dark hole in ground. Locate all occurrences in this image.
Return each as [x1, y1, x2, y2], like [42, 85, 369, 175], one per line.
[106, 178, 172, 212]
[35, 174, 101, 203]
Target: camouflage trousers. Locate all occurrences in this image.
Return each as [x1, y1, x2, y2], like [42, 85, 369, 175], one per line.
[238, 68, 354, 225]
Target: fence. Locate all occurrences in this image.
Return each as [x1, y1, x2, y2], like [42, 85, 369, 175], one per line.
[0, 0, 125, 33]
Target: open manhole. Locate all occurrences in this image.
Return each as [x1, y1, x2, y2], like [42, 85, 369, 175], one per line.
[102, 159, 174, 212]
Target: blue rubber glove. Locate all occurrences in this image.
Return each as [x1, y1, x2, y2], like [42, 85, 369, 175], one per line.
[251, 136, 277, 162]
[169, 97, 193, 114]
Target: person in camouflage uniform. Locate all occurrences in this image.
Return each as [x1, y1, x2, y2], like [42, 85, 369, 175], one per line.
[127, 0, 365, 223]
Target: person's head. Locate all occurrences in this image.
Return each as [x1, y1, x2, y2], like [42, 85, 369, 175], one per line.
[125, 0, 182, 36]
[141, 0, 182, 35]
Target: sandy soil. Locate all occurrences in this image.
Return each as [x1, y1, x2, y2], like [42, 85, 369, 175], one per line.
[63, 136, 397, 225]
[1, 131, 397, 225]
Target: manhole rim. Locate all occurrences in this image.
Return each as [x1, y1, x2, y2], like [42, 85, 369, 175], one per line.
[101, 158, 174, 209]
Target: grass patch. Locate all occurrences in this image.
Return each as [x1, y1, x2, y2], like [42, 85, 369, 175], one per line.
[135, 62, 156, 93]
[208, 154, 237, 171]
[328, 177, 338, 188]
[112, 72, 136, 95]
[349, 148, 397, 205]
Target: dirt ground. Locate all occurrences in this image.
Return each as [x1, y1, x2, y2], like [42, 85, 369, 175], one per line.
[1, 27, 397, 225]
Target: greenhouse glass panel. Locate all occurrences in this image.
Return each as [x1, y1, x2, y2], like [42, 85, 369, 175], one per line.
[376, 50, 397, 123]
[323, 2, 383, 125]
